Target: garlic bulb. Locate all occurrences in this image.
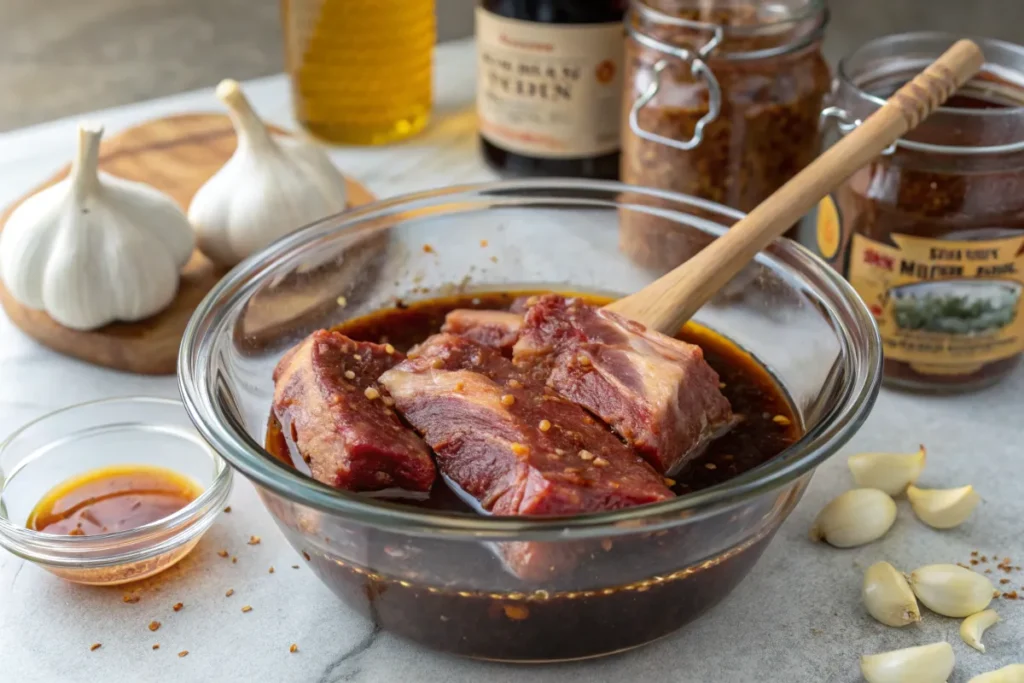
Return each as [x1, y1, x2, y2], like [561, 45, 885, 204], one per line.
[188, 79, 348, 267]
[970, 665, 1024, 683]
[907, 484, 980, 529]
[960, 609, 1000, 652]
[809, 489, 897, 548]
[0, 124, 194, 330]
[909, 564, 995, 617]
[848, 445, 926, 495]
[860, 642, 954, 683]
[862, 561, 920, 627]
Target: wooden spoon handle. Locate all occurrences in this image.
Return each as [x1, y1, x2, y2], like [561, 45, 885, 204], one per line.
[606, 39, 985, 334]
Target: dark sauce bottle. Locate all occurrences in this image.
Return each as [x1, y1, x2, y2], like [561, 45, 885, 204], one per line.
[475, 1, 627, 179]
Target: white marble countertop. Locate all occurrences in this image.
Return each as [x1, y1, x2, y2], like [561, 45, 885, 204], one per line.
[2, 39, 1023, 683]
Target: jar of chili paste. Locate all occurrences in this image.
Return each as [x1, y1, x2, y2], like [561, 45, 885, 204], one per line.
[818, 33, 1024, 392]
[620, 0, 829, 250]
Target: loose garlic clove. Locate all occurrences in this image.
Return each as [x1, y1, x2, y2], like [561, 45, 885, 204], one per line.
[970, 664, 1024, 683]
[906, 484, 980, 529]
[809, 489, 897, 548]
[960, 608, 1000, 652]
[848, 445, 926, 495]
[860, 642, 954, 683]
[863, 561, 921, 627]
[909, 564, 995, 617]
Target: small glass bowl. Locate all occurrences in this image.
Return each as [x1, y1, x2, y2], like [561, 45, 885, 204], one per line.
[0, 396, 232, 585]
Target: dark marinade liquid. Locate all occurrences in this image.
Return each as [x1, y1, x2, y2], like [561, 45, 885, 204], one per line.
[265, 292, 801, 661]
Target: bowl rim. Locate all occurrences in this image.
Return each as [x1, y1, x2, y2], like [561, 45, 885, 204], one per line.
[0, 396, 233, 567]
[178, 178, 882, 540]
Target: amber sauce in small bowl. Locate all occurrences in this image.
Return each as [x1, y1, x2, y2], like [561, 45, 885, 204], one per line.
[0, 397, 232, 585]
[27, 465, 203, 537]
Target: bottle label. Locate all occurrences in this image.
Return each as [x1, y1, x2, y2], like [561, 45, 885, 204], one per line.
[475, 8, 624, 159]
[847, 231, 1024, 375]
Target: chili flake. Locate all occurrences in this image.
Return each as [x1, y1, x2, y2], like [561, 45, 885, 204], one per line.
[148, 621, 161, 632]
[223, 506, 231, 513]
[152, 644, 160, 650]
[503, 604, 529, 621]
[178, 650, 188, 658]
[90, 643, 102, 651]
[269, 567, 275, 574]
[290, 644, 299, 653]
[226, 589, 234, 597]
[172, 602, 183, 612]
[123, 594, 140, 604]
[1004, 591, 1019, 600]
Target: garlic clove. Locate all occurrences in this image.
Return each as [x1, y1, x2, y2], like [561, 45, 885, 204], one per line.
[848, 445, 926, 495]
[860, 641, 954, 683]
[960, 608, 1000, 653]
[906, 484, 980, 529]
[969, 664, 1024, 683]
[862, 561, 920, 627]
[909, 563, 995, 617]
[809, 488, 897, 548]
[0, 123, 195, 330]
[188, 79, 349, 267]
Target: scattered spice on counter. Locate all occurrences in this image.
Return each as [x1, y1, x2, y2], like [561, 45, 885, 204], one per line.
[290, 644, 299, 654]
[422, 244, 434, 254]
[971, 551, 979, 557]
[248, 535, 261, 545]
[1003, 591, 1019, 600]
[123, 594, 140, 604]
[971, 560, 979, 566]
[217, 550, 229, 558]
[302, 551, 311, 562]
[152, 644, 159, 650]
[178, 650, 188, 658]
[231, 557, 237, 564]
[291, 565, 299, 570]
[986, 569, 993, 574]
[90, 643, 102, 651]
[148, 621, 161, 632]
[269, 567, 275, 574]
[1000, 578, 1011, 584]
[223, 506, 231, 513]
[226, 589, 234, 597]
[981, 556, 989, 563]
[242, 605, 253, 613]
[479, 240, 488, 248]
[172, 602, 183, 612]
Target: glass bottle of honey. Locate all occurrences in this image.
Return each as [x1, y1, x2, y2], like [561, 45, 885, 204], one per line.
[476, 0, 627, 179]
[281, 0, 436, 145]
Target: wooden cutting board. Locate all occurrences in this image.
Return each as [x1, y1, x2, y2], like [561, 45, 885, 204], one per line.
[0, 113, 375, 375]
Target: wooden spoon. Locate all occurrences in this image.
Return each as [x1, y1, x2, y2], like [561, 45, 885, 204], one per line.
[606, 39, 985, 335]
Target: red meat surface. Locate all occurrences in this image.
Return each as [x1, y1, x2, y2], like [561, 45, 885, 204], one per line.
[440, 309, 523, 354]
[513, 295, 734, 475]
[272, 330, 436, 493]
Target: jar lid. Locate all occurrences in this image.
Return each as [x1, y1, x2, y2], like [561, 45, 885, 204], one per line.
[630, 0, 828, 62]
[834, 32, 1024, 155]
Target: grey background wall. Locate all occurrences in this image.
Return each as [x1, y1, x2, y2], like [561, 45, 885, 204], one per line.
[0, 0, 1021, 131]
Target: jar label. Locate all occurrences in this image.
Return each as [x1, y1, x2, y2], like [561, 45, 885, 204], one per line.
[848, 232, 1024, 374]
[475, 9, 624, 159]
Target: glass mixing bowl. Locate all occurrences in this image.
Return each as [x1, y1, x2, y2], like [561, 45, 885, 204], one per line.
[179, 179, 881, 662]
